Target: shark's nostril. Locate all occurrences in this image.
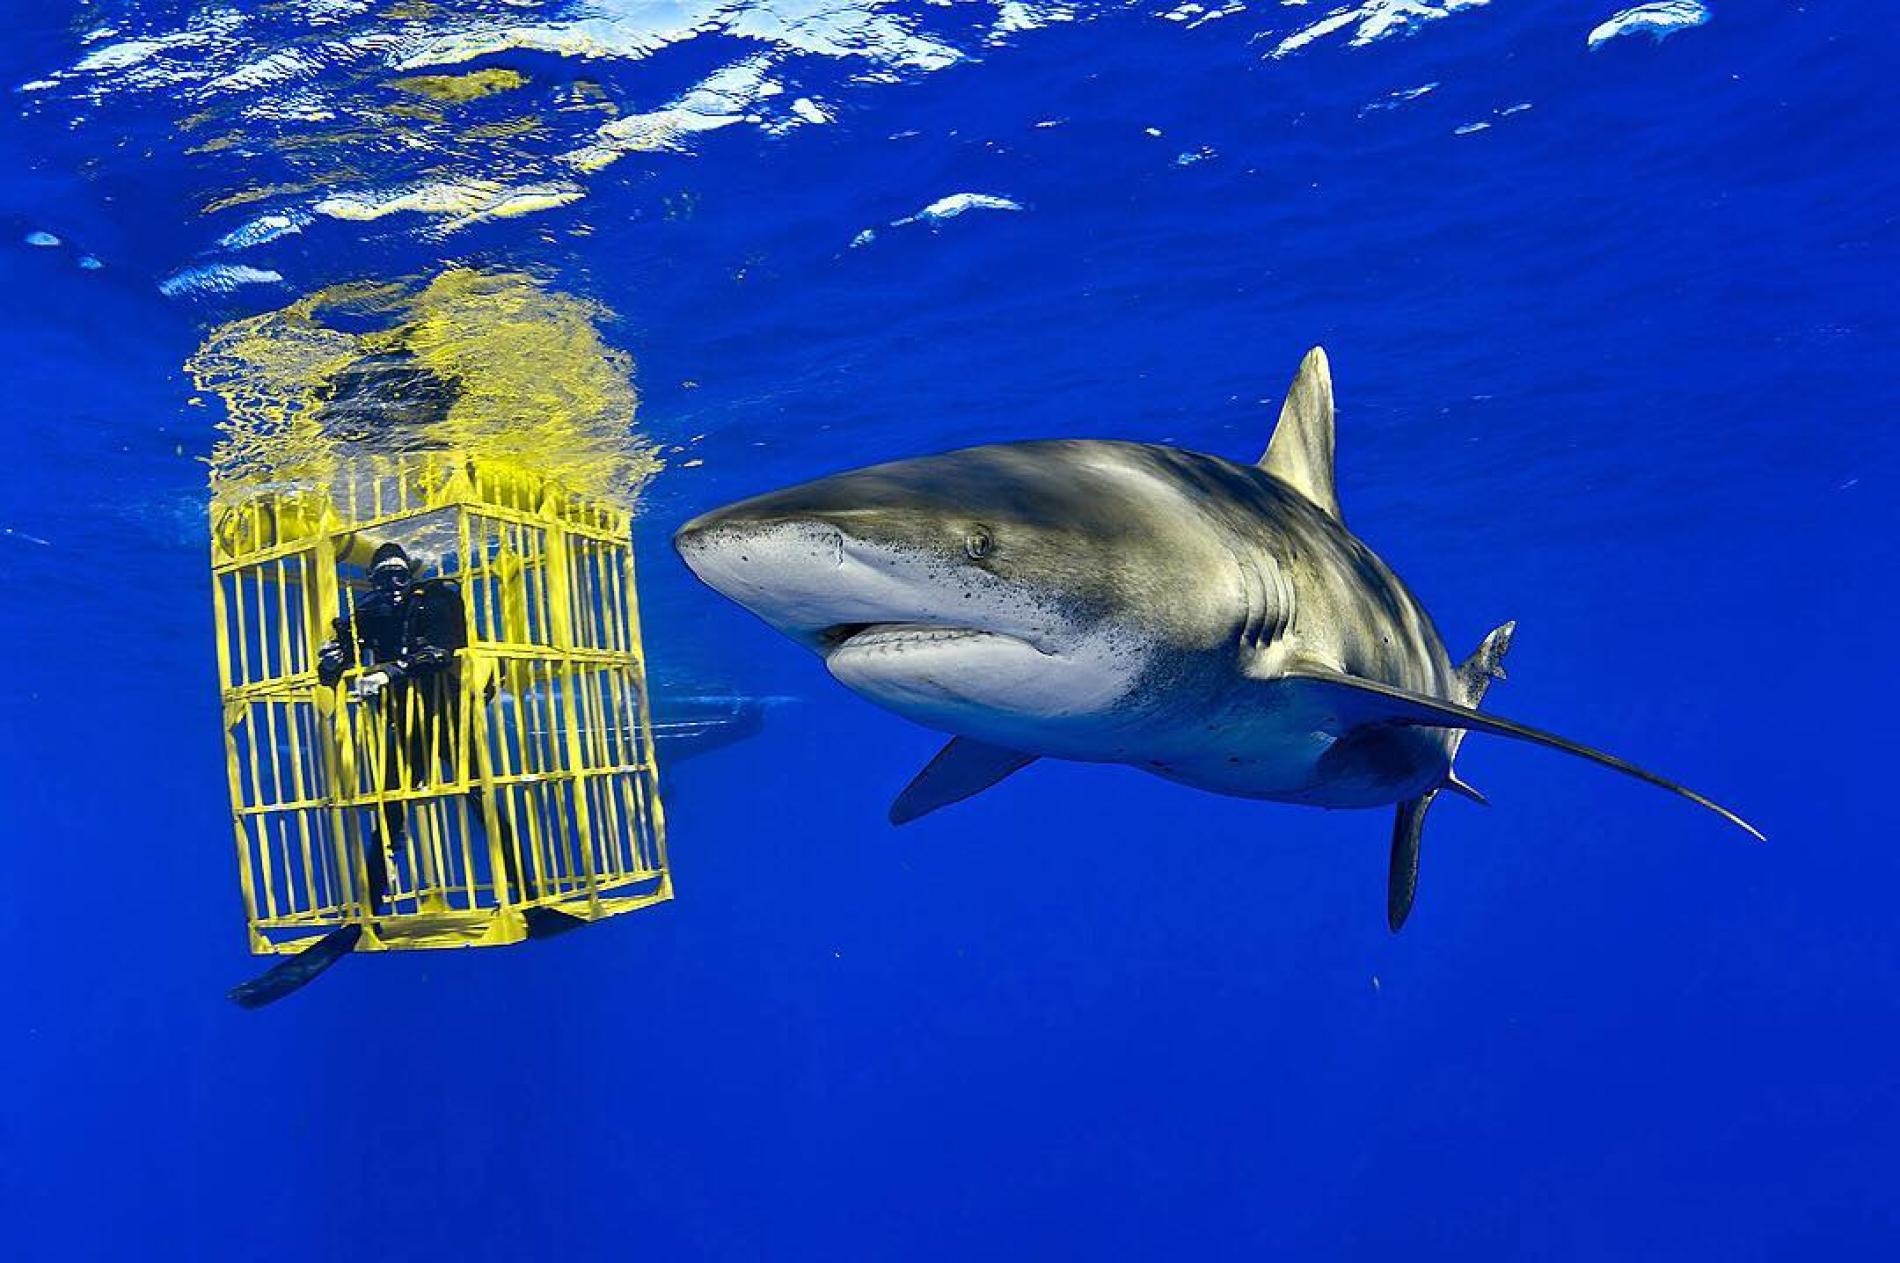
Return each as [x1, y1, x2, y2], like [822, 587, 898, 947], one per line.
[673, 517, 714, 556]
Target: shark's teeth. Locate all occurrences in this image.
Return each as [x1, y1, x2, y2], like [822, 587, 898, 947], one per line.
[836, 623, 992, 652]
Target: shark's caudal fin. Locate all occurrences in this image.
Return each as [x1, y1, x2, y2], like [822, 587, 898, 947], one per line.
[1284, 667, 1765, 842]
[1444, 620, 1515, 775]
[1388, 796, 1434, 931]
[1454, 621, 1515, 706]
[1386, 621, 1515, 931]
[1260, 347, 1343, 524]
[891, 737, 1039, 825]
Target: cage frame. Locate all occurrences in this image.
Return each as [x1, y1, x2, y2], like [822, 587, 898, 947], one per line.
[210, 452, 671, 955]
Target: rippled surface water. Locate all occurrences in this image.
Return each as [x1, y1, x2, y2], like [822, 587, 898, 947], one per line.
[2, 2, 1896, 1257]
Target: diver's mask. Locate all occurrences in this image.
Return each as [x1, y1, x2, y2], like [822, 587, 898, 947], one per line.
[371, 556, 415, 596]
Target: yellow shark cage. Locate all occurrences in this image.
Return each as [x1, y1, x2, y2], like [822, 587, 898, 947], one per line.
[210, 452, 671, 955]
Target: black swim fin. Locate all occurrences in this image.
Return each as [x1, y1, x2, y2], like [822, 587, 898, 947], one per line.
[228, 924, 363, 1010]
[522, 906, 590, 939]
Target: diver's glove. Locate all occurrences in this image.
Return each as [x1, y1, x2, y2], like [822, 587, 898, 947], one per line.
[317, 642, 349, 687]
[351, 666, 403, 701]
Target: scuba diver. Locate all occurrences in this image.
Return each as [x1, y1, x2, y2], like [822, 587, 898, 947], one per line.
[315, 541, 524, 913]
[230, 539, 577, 1009]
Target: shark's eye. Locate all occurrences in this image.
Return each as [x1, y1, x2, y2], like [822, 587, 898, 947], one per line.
[964, 527, 995, 561]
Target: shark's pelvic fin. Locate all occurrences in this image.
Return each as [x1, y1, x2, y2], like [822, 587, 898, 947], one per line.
[1284, 669, 1765, 841]
[1388, 791, 1435, 931]
[1442, 772, 1488, 806]
[891, 737, 1039, 825]
[1260, 346, 1342, 524]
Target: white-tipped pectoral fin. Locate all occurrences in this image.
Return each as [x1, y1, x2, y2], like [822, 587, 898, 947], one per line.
[1279, 670, 1765, 841]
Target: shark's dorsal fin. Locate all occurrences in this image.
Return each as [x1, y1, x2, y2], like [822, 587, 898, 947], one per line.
[1260, 346, 1342, 523]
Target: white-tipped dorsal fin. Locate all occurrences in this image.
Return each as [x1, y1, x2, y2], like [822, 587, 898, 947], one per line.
[1260, 346, 1342, 523]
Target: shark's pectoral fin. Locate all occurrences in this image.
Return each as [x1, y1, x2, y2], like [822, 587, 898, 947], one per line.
[1281, 670, 1764, 841]
[890, 738, 1039, 825]
[1389, 792, 1435, 932]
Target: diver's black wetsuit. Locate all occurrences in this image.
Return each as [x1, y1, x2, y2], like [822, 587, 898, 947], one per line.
[318, 576, 523, 910]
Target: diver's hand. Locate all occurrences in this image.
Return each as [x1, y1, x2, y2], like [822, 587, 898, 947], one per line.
[351, 669, 393, 701]
[316, 642, 348, 686]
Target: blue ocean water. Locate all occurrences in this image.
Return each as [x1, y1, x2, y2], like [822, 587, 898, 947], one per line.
[2, 1, 1896, 1256]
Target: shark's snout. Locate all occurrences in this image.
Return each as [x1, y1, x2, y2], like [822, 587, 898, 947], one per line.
[674, 511, 852, 641]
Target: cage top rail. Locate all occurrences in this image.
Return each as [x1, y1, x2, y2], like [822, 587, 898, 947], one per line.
[211, 451, 631, 570]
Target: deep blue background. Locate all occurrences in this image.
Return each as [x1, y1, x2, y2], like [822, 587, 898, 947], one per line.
[2, 2, 1896, 1257]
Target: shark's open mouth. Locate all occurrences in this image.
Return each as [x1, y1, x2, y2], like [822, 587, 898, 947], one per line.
[826, 622, 990, 650]
[822, 622, 1051, 658]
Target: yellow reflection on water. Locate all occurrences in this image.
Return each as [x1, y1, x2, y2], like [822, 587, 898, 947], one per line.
[391, 68, 529, 104]
[193, 269, 659, 509]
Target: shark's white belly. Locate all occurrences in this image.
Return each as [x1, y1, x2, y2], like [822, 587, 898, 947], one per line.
[834, 625, 1453, 809]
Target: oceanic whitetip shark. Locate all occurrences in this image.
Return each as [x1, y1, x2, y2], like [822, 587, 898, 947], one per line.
[675, 348, 1761, 929]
